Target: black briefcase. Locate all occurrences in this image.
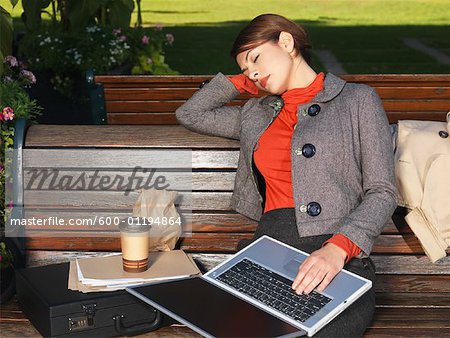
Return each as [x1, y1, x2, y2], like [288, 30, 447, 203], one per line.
[15, 262, 174, 337]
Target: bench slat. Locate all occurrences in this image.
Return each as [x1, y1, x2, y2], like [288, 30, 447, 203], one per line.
[105, 111, 447, 125]
[103, 99, 450, 114]
[21, 210, 411, 234]
[22, 233, 439, 257]
[24, 191, 233, 210]
[24, 149, 239, 168]
[103, 87, 450, 101]
[25, 125, 240, 148]
[24, 171, 236, 190]
[108, 113, 178, 124]
[375, 292, 450, 308]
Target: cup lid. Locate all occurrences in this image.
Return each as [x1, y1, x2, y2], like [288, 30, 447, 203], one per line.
[119, 217, 151, 233]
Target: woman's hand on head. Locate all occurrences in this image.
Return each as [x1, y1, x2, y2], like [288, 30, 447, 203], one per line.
[291, 243, 347, 295]
[228, 74, 259, 95]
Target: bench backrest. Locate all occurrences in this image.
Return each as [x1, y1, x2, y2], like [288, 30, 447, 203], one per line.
[19, 124, 449, 269]
[87, 73, 450, 124]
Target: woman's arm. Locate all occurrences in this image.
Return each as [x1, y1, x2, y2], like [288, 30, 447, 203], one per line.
[175, 72, 244, 140]
[338, 86, 398, 257]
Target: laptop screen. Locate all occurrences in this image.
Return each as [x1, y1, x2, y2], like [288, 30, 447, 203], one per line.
[129, 277, 304, 338]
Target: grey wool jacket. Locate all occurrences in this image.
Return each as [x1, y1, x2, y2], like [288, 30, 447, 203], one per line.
[176, 72, 398, 256]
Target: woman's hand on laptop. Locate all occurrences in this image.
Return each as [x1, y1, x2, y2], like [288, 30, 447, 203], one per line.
[291, 244, 347, 295]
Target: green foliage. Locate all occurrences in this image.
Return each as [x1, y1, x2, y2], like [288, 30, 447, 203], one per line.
[125, 27, 178, 75]
[21, 0, 51, 31]
[0, 56, 41, 225]
[0, 241, 15, 268]
[18, 24, 177, 96]
[22, 0, 135, 32]
[0, 5, 13, 76]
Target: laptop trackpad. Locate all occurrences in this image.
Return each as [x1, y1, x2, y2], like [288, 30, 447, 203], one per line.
[283, 255, 305, 276]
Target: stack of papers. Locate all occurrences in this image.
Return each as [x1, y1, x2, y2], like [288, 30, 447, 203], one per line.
[68, 250, 201, 293]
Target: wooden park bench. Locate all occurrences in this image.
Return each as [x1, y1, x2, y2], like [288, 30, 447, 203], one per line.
[86, 71, 450, 125]
[2, 74, 450, 337]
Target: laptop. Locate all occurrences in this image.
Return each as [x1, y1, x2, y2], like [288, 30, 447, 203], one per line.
[127, 235, 372, 337]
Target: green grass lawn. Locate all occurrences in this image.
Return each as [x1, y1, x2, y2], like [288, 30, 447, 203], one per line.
[2, 0, 449, 74]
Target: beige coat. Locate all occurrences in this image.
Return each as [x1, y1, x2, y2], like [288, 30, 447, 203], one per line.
[395, 112, 450, 262]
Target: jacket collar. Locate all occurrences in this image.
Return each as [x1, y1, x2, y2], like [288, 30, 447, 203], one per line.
[260, 72, 347, 116]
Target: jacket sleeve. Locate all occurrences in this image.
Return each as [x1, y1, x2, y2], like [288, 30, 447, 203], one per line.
[339, 87, 398, 257]
[175, 72, 243, 140]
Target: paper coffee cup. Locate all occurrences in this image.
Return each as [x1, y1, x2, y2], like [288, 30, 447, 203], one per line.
[119, 218, 151, 273]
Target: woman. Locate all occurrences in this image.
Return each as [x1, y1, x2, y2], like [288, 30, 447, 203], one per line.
[176, 14, 397, 337]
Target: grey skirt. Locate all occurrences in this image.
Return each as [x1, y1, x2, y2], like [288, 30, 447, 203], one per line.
[237, 208, 376, 338]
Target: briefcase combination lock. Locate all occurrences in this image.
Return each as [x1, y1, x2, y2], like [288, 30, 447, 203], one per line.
[68, 303, 97, 332]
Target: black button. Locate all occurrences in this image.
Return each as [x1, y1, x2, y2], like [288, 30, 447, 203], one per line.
[307, 104, 321, 116]
[302, 144, 316, 158]
[199, 80, 210, 88]
[439, 130, 449, 138]
[307, 202, 321, 216]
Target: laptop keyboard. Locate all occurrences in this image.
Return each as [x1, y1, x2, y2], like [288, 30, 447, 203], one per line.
[216, 258, 332, 323]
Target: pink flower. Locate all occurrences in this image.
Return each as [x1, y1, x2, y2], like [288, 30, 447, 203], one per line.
[154, 24, 163, 31]
[119, 35, 127, 42]
[8, 200, 13, 209]
[20, 70, 37, 84]
[2, 107, 14, 121]
[147, 58, 153, 65]
[4, 56, 18, 67]
[113, 28, 121, 35]
[165, 33, 174, 45]
[141, 35, 150, 45]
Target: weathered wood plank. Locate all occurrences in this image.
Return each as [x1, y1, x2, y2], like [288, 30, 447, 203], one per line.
[105, 100, 243, 113]
[22, 231, 429, 255]
[104, 99, 450, 114]
[23, 191, 231, 210]
[25, 125, 240, 148]
[24, 149, 238, 168]
[108, 113, 178, 125]
[22, 210, 409, 237]
[375, 274, 450, 293]
[364, 327, 450, 337]
[369, 307, 450, 327]
[23, 249, 450, 274]
[108, 111, 447, 125]
[375, 292, 450, 308]
[104, 87, 450, 101]
[23, 170, 235, 191]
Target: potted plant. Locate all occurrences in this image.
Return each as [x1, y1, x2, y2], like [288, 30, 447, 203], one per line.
[0, 54, 41, 303]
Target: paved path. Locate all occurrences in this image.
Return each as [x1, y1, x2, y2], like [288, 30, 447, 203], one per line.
[402, 37, 450, 65]
[314, 49, 347, 74]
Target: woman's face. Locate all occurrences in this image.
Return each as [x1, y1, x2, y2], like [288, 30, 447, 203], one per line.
[236, 36, 296, 95]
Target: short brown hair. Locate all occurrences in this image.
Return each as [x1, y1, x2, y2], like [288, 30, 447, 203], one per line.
[230, 14, 312, 66]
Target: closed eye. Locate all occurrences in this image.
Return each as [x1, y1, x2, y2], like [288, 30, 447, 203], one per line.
[254, 55, 259, 62]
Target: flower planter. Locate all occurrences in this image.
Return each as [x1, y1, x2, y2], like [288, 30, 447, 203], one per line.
[26, 71, 91, 125]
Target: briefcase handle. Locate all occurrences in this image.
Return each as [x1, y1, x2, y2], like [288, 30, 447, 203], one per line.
[113, 310, 162, 335]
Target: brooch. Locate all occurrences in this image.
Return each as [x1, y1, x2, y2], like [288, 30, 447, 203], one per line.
[268, 97, 284, 116]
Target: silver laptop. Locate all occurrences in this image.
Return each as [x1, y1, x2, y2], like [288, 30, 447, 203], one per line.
[127, 235, 372, 337]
